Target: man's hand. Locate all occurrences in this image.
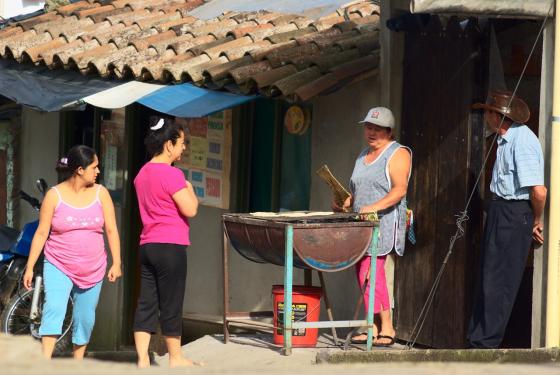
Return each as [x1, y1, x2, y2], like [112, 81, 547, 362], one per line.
[533, 220, 544, 245]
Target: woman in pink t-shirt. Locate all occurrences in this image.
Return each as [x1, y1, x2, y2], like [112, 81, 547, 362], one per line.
[23, 145, 122, 359]
[133, 117, 198, 368]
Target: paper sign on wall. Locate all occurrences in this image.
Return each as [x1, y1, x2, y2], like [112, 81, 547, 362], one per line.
[175, 110, 232, 209]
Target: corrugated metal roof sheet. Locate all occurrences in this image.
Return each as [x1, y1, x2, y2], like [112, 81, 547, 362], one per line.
[410, 0, 553, 18]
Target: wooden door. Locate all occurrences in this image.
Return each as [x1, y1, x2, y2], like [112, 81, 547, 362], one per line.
[395, 16, 487, 348]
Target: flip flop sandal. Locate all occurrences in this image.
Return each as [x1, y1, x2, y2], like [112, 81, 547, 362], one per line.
[350, 335, 368, 344]
[373, 335, 396, 347]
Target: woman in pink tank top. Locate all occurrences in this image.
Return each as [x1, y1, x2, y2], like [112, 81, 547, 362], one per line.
[23, 145, 122, 360]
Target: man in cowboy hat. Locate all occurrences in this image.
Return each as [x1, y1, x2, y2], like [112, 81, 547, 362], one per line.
[468, 90, 547, 348]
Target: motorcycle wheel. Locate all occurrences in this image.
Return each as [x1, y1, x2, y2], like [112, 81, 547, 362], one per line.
[0, 288, 73, 356]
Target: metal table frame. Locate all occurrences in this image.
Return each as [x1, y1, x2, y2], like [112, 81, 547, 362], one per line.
[222, 219, 379, 355]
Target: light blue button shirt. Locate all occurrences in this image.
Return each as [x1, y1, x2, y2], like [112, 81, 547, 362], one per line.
[490, 123, 544, 200]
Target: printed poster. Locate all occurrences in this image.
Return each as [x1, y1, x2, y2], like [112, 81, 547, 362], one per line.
[174, 110, 232, 209]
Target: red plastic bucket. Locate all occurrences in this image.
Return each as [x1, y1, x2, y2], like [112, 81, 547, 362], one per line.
[272, 285, 322, 347]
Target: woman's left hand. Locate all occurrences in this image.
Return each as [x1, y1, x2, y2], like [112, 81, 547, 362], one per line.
[108, 264, 122, 282]
[359, 204, 377, 220]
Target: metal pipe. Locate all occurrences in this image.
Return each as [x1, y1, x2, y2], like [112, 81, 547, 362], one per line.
[546, 0, 560, 348]
[318, 271, 339, 344]
[292, 320, 370, 329]
[222, 221, 230, 343]
[283, 224, 294, 355]
[29, 275, 42, 321]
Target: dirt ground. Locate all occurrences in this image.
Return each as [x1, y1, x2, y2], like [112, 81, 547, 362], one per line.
[2, 333, 560, 375]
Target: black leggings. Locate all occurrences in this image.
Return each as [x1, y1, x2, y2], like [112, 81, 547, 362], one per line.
[133, 243, 187, 336]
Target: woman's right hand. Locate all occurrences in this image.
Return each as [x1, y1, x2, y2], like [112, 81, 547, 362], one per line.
[331, 199, 342, 212]
[23, 267, 34, 290]
[332, 196, 352, 212]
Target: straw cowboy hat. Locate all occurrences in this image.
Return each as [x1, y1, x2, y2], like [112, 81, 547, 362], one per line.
[472, 90, 530, 124]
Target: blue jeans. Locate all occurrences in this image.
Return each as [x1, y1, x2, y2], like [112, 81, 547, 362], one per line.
[39, 261, 103, 345]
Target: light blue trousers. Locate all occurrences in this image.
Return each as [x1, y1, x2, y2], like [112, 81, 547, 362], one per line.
[39, 261, 103, 345]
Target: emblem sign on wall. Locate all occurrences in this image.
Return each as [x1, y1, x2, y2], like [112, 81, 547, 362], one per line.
[284, 105, 310, 135]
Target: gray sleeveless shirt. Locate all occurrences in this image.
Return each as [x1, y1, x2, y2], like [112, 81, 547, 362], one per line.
[350, 141, 411, 256]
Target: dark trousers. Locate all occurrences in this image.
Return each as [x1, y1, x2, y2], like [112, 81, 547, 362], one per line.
[133, 243, 187, 337]
[467, 200, 533, 348]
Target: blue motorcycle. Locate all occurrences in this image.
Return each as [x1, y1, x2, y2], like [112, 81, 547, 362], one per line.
[0, 179, 72, 354]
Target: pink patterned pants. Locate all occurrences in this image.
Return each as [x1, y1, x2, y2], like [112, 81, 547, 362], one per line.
[355, 255, 390, 314]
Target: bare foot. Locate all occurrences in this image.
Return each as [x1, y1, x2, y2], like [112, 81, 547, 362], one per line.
[169, 357, 204, 368]
[137, 358, 150, 369]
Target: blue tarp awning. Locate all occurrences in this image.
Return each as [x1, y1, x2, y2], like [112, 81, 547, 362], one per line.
[137, 83, 255, 118]
[0, 59, 255, 117]
[0, 59, 121, 112]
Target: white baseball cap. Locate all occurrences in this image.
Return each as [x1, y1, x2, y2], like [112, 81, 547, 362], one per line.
[359, 107, 395, 128]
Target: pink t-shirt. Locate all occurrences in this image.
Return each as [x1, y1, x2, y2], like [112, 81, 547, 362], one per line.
[134, 163, 190, 246]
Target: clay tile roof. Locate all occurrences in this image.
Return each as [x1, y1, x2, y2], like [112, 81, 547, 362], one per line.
[252, 12, 283, 25]
[0, 26, 24, 39]
[2, 0, 380, 100]
[155, 15, 196, 32]
[168, 34, 214, 54]
[133, 12, 182, 30]
[131, 29, 177, 51]
[74, 4, 116, 19]
[56, 1, 100, 17]
[311, 16, 347, 31]
[247, 23, 297, 41]
[88, 7, 131, 23]
[86, 23, 126, 44]
[45, 40, 89, 67]
[176, 0, 206, 17]
[105, 9, 150, 25]
[188, 36, 233, 56]
[204, 54, 254, 82]
[33, 15, 79, 34]
[227, 23, 272, 40]
[229, 60, 272, 85]
[247, 40, 297, 61]
[5, 32, 53, 61]
[111, 48, 159, 78]
[269, 66, 322, 96]
[247, 64, 298, 92]
[221, 39, 271, 61]
[16, 12, 62, 31]
[265, 26, 316, 44]
[49, 18, 95, 40]
[21, 37, 67, 63]
[62, 20, 112, 42]
[109, 26, 154, 49]
[203, 36, 252, 59]
[0, 30, 38, 57]
[269, 14, 300, 26]
[68, 43, 118, 71]
[294, 52, 379, 101]
[265, 43, 321, 68]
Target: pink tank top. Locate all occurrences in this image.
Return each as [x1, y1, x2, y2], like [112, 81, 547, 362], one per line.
[44, 185, 107, 289]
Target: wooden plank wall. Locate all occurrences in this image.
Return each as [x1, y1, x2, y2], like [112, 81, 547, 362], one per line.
[395, 16, 486, 348]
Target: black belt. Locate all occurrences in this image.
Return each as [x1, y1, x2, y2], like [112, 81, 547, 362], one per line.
[490, 193, 529, 203]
